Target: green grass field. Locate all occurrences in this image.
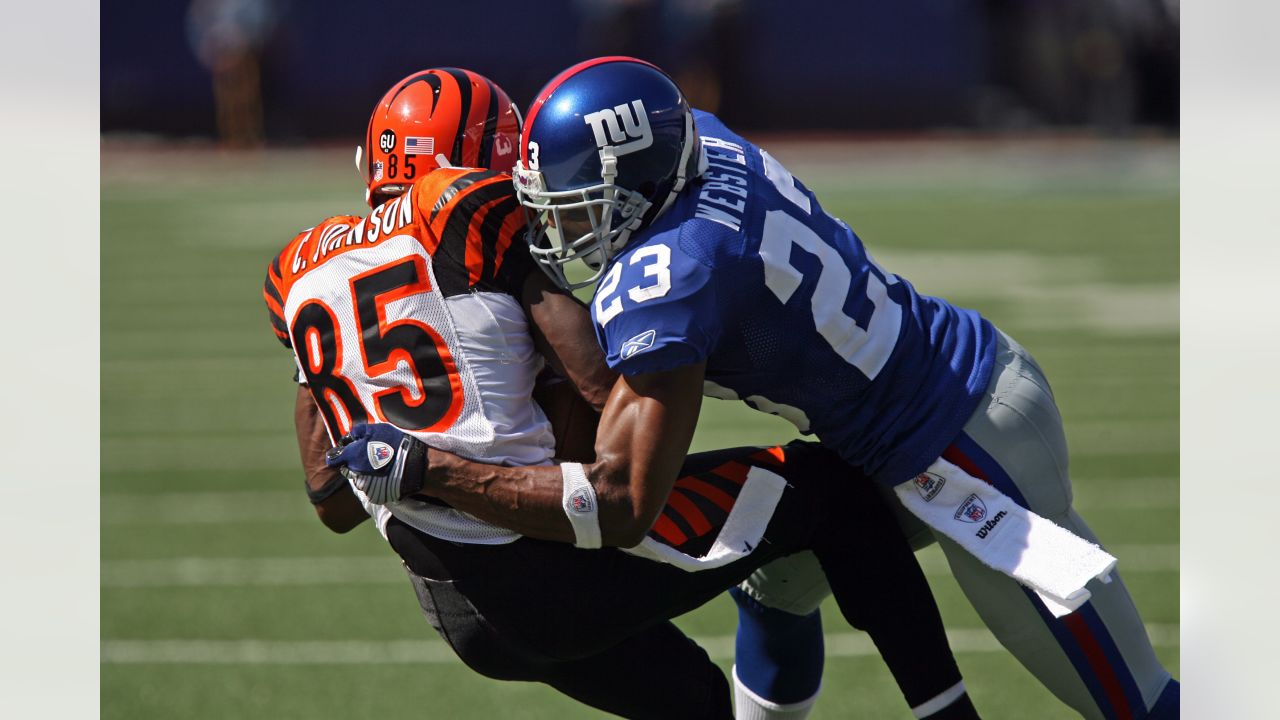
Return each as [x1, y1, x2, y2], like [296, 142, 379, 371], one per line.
[101, 138, 1178, 719]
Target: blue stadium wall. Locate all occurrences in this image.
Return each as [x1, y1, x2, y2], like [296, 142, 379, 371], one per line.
[102, 0, 988, 139]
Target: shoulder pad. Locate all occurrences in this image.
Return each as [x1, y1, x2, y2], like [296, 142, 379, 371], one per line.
[413, 169, 528, 297]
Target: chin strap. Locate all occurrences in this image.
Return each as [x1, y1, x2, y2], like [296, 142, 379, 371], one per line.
[673, 110, 703, 193]
[594, 144, 647, 263]
[598, 145, 622, 215]
[637, 109, 701, 233]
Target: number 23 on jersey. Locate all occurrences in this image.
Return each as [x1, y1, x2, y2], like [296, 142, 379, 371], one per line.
[592, 147, 902, 382]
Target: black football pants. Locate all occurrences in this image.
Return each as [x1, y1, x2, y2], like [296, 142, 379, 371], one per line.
[386, 442, 966, 719]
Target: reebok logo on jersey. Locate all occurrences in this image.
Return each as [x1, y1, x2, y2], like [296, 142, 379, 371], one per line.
[367, 441, 395, 470]
[569, 487, 594, 514]
[583, 99, 653, 156]
[975, 510, 1008, 540]
[621, 329, 656, 359]
[914, 472, 946, 502]
[953, 494, 987, 523]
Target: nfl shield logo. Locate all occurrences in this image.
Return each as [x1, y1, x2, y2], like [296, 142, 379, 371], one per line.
[570, 488, 593, 514]
[367, 441, 395, 470]
[373, 161, 384, 182]
[953, 494, 987, 523]
[914, 472, 946, 502]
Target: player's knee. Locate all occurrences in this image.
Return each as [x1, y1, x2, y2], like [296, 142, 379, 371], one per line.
[441, 620, 545, 682]
[731, 587, 824, 704]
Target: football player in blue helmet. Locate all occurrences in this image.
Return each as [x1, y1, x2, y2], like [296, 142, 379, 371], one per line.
[513, 56, 703, 290]
[343, 57, 1178, 719]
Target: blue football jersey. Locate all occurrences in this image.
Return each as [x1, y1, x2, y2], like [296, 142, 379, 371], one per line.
[591, 111, 996, 486]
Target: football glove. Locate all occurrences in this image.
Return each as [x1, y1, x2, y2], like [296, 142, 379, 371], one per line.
[324, 423, 428, 505]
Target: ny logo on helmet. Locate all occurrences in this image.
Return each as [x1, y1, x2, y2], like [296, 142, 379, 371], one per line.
[583, 99, 653, 156]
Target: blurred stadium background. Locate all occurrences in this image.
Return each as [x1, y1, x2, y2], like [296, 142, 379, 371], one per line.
[102, 1, 1178, 718]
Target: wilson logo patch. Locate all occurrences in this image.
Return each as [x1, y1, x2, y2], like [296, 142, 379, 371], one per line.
[975, 510, 1009, 540]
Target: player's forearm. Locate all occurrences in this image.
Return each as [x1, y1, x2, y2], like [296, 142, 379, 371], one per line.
[295, 385, 368, 533]
[522, 272, 618, 411]
[421, 364, 705, 548]
[421, 453, 580, 543]
[421, 453, 649, 547]
[311, 482, 369, 533]
[532, 377, 600, 462]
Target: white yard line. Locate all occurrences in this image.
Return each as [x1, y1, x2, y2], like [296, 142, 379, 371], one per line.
[102, 434, 302, 473]
[101, 476, 1177, 526]
[100, 624, 1179, 665]
[101, 544, 1178, 589]
[1066, 420, 1179, 456]
[1070, 477, 1179, 510]
[870, 250, 1177, 335]
[102, 556, 405, 588]
[102, 491, 303, 525]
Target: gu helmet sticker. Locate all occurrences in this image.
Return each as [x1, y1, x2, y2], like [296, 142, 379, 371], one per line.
[379, 129, 397, 153]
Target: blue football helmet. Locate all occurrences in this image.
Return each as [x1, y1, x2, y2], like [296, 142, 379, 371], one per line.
[513, 56, 702, 289]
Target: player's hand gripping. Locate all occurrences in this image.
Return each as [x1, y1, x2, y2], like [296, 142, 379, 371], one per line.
[324, 423, 428, 505]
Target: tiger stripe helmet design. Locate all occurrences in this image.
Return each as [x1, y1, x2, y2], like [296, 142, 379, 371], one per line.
[358, 68, 522, 207]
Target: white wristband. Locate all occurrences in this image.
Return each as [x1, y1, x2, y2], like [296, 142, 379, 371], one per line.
[560, 462, 602, 549]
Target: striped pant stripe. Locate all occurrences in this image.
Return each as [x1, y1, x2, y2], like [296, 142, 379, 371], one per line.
[945, 432, 1145, 719]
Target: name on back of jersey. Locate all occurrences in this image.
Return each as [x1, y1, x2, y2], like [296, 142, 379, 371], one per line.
[695, 136, 749, 232]
[290, 191, 416, 274]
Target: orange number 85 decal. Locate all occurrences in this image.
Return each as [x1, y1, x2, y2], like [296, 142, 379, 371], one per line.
[290, 256, 464, 437]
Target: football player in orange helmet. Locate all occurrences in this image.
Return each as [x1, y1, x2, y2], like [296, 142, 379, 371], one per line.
[277, 67, 603, 534]
[356, 67, 521, 208]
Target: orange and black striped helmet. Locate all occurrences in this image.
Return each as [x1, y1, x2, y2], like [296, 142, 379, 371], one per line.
[357, 68, 522, 207]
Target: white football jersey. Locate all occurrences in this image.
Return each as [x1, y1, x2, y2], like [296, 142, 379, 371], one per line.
[265, 168, 555, 543]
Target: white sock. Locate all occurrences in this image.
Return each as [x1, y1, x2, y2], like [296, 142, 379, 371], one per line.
[732, 665, 820, 720]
